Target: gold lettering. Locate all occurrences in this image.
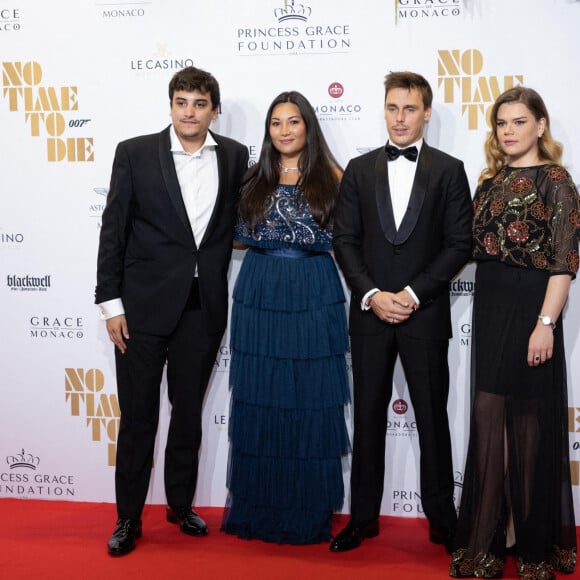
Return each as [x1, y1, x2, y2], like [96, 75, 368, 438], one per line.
[108, 443, 117, 467]
[462, 103, 484, 130]
[45, 112, 65, 136]
[65, 368, 86, 392]
[437, 77, 460, 103]
[65, 392, 85, 416]
[437, 50, 461, 76]
[47, 137, 66, 161]
[569, 407, 580, 432]
[461, 76, 472, 103]
[95, 394, 120, 418]
[2, 61, 42, 87]
[571, 461, 579, 486]
[87, 417, 106, 441]
[106, 418, 120, 442]
[85, 368, 104, 392]
[47, 137, 95, 162]
[61, 86, 78, 111]
[25, 112, 45, 136]
[3, 87, 23, 111]
[460, 49, 483, 76]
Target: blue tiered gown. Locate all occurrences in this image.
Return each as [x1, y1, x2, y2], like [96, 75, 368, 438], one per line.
[222, 184, 351, 544]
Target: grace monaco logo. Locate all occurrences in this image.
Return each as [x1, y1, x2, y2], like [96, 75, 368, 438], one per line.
[392, 399, 408, 414]
[29, 315, 84, 340]
[328, 82, 344, 98]
[0, 8, 21, 32]
[315, 81, 362, 122]
[395, 0, 463, 21]
[387, 398, 417, 438]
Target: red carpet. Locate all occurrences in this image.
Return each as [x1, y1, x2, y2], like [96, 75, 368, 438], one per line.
[1, 499, 576, 579]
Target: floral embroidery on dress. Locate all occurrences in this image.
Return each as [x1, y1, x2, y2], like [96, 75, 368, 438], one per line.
[510, 176, 533, 195]
[472, 164, 580, 275]
[449, 549, 504, 578]
[551, 545, 577, 573]
[548, 166, 567, 182]
[566, 250, 579, 273]
[484, 232, 499, 255]
[517, 559, 555, 580]
[507, 221, 529, 243]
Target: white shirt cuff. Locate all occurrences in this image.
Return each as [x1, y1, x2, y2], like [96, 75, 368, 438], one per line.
[361, 288, 380, 311]
[405, 285, 420, 306]
[98, 298, 125, 320]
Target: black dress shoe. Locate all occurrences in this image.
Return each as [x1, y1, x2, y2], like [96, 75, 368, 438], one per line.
[166, 506, 208, 536]
[329, 519, 379, 552]
[429, 525, 455, 554]
[107, 518, 142, 556]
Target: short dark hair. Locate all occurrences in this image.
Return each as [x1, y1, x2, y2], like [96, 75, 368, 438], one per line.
[384, 71, 433, 109]
[168, 66, 220, 109]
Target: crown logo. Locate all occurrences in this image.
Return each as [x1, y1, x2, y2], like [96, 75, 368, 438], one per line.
[274, 1, 311, 22]
[7, 448, 40, 470]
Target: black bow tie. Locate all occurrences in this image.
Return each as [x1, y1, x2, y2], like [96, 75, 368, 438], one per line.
[385, 144, 418, 162]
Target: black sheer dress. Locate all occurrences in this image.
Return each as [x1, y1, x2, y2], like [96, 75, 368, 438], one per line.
[450, 165, 579, 579]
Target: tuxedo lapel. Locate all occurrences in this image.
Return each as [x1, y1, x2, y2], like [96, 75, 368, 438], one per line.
[374, 148, 398, 244]
[395, 143, 431, 244]
[157, 127, 195, 242]
[200, 132, 228, 246]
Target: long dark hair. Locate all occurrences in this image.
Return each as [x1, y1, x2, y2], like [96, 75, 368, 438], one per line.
[239, 91, 341, 231]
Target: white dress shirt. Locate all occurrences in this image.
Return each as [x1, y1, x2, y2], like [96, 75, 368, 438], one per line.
[361, 139, 423, 311]
[98, 127, 219, 320]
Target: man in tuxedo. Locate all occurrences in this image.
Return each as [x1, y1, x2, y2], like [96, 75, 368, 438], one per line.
[330, 71, 472, 553]
[95, 66, 248, 556]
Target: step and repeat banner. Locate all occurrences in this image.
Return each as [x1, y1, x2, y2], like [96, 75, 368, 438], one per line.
[2, 0, 580, 520]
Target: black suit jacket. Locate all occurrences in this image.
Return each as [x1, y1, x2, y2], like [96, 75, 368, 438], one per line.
[333, 142, 472, 340]
[95, 126, 248, 336]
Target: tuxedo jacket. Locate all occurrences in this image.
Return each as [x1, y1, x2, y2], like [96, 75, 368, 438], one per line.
[333, 142, 472, 340]
[95, 126, 249, 336]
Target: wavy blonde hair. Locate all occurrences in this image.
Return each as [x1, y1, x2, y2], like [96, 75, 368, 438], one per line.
[478, 86, 562, 186]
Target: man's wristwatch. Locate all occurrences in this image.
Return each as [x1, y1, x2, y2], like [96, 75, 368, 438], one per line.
[537, 314, 556, 330]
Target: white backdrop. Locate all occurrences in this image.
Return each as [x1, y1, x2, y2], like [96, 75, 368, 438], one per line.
[1, 0, 580, 522]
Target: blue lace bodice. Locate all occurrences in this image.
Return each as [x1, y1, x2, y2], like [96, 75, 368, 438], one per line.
[235, 184, 332, 251]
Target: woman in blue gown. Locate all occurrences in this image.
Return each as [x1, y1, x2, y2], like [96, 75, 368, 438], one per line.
[221, 91, 350, 544]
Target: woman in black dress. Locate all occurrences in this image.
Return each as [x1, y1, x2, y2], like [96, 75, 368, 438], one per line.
[450, 87, 578, 579]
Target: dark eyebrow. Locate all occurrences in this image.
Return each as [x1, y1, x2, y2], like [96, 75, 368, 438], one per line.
[271, 115, 301, 121]
[497, 115, 528, 122]
[175, 97, 209, 104]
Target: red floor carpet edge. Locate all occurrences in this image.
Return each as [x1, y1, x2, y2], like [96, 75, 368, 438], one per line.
[1, 499, 577, 579]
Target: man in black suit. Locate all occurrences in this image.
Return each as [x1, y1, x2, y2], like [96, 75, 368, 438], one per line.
[95, 66, 248, 556]
[330, 72, 472, 553]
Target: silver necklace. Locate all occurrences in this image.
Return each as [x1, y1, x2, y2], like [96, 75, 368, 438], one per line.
[279, 162, 299, 173]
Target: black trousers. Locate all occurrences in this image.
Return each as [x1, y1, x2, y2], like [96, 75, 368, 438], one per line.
[113, 302, 222, 520]
[349, 328, 457, 531]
